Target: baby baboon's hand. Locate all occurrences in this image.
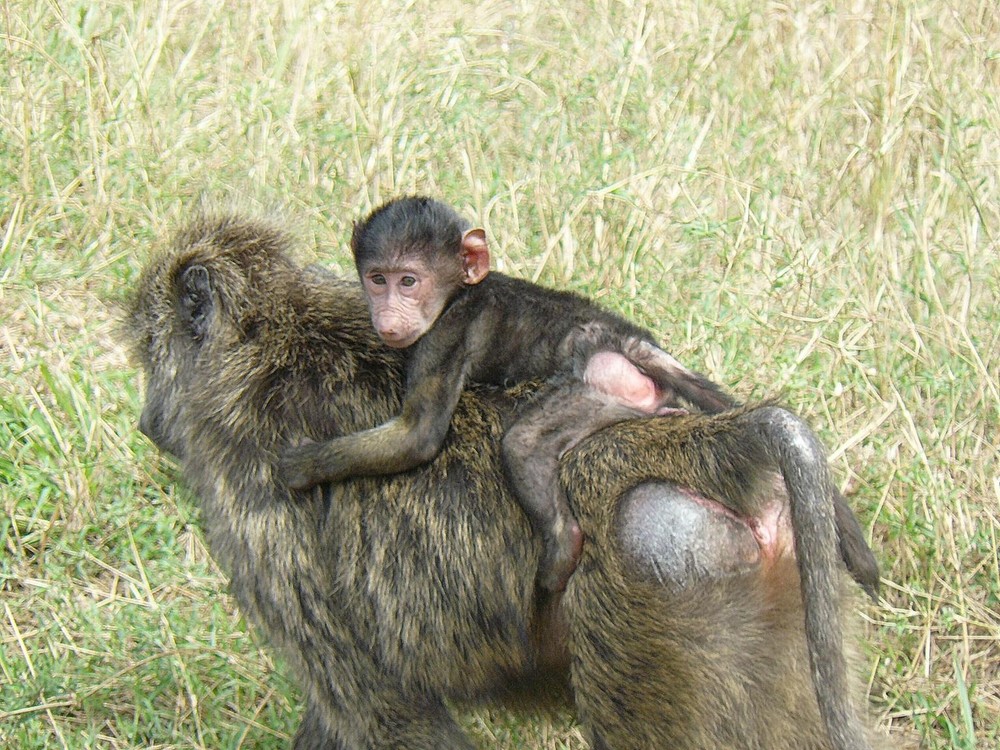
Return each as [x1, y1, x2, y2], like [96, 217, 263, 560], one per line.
[278, 438, 323, 490]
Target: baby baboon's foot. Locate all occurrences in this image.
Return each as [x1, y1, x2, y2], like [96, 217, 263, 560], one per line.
[656, 406, 688, 417]
[538, 520, 584, 592]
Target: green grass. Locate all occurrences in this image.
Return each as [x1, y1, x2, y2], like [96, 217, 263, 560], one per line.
[1, 0, 997, 747]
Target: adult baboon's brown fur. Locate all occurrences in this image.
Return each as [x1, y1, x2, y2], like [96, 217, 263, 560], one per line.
[128, 213, 889, 749]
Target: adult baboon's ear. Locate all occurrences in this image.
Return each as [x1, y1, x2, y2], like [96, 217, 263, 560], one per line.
[178, 264, 214, 341]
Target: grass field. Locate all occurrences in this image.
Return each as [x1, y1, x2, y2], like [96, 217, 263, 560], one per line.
[1, 0, 997, 747]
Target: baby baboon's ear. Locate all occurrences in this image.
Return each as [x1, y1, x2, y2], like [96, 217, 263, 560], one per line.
[460, 228, 490, 285]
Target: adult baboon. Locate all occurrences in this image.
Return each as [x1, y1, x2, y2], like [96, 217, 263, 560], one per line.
[128, 213, 887, 749]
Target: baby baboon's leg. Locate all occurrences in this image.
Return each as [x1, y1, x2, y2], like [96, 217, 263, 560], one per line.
[503, 382, 643, 591]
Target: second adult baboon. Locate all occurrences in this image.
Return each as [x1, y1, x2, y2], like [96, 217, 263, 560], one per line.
[280, 196, 736, 590]
[129, 213, 886, 750]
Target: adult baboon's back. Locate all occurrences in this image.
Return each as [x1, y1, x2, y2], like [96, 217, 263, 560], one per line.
[128, 214, 885, 749]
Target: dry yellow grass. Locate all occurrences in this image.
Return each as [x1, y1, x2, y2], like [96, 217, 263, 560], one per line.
[1, 0, 997, 747]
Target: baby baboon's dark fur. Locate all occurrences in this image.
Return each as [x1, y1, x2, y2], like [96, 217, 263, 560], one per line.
[128, 213, 889, 749]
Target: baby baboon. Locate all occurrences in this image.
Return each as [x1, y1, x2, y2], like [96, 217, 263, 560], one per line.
[280, 196, 736, 590]
[129, 212, 887, 750]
